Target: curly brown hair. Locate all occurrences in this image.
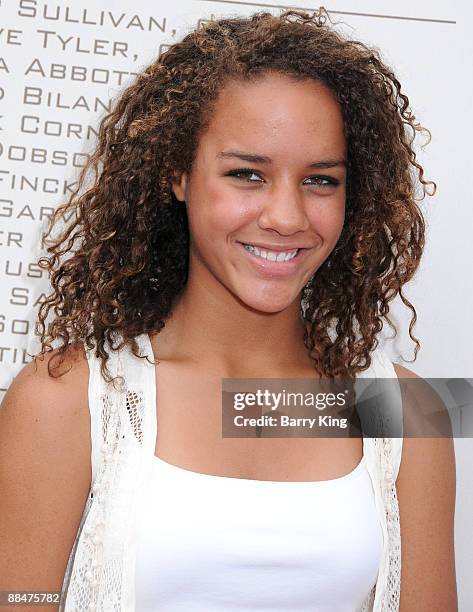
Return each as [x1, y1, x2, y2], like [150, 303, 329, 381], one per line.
[34, 7, 435, 383]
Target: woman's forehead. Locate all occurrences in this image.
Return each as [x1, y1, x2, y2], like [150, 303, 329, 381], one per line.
[199, 73, 346, 162]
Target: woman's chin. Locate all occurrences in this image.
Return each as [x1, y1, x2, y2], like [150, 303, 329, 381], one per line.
[234, 286, 301, 314]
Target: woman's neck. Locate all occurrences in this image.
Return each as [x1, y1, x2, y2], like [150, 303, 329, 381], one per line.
[149, 283, 315, 377]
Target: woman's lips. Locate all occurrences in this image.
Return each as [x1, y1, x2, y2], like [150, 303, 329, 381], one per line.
[237, 241, 307, 278]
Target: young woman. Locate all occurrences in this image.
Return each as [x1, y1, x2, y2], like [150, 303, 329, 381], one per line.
[0, 8, 457, 611]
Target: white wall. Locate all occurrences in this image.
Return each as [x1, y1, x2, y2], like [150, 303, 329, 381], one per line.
[1, 0, 471, 607]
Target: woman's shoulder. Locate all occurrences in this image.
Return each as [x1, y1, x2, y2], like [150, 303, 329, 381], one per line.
[0, 343, 91, 486]
[0, 342, 92, 501]
[391, 361, 420, 380]
[3, 342, 90, 419]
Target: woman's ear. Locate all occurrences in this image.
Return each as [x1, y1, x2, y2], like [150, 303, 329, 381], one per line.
[171, 171, 188, 203]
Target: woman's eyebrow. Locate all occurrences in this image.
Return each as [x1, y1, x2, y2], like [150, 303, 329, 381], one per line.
[216, 149, 346, 169]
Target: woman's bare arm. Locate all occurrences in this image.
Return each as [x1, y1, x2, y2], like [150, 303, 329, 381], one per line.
[0, 346, 91, 612]
[394, 363, 458, 611]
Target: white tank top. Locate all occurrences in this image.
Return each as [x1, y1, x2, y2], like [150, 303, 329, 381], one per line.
[134, 451, 383, 611]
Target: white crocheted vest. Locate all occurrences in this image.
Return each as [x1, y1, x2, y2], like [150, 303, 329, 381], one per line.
[58, 333, 403, 611]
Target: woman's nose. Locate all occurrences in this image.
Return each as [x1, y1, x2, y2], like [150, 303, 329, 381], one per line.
[257, 182, 310, 234]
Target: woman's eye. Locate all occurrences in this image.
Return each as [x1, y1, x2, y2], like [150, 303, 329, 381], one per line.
[305, 176, 339, 188]
[225, 169, 339, 188]
[226, 168, 262, 183]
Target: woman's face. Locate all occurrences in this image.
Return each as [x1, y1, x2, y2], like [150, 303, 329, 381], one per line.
[171, 71, 347, 313]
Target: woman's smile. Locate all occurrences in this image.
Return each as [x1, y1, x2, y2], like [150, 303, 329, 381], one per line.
[236, 240, 310, 278]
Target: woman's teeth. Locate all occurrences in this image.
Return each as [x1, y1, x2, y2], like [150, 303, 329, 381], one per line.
[242, 243, 299, 262]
